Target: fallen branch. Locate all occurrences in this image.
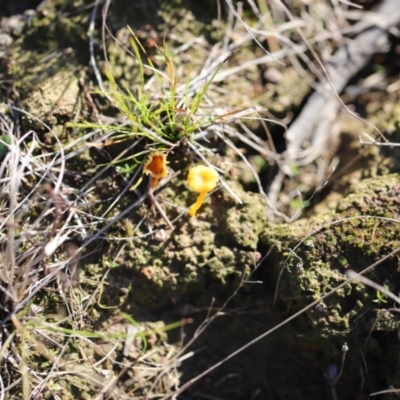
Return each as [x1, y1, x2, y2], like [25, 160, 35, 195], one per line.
[284, 0, 400, 173]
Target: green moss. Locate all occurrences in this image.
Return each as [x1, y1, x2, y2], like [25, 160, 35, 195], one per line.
[94, 182, 268, 309]
[261, 174, 400, 342]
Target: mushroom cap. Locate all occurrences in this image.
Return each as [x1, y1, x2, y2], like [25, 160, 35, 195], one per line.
[187, 165, 219, 193]
[143, 152, 168, 179]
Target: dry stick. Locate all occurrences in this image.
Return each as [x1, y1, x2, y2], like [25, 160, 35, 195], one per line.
[213, 128, 290, 222]
[147, 186, 174, 230]
[89, 0, 112, 104]
[213, 19, 375, 83]
[60, 242, 81, 288]
[283, 0, 400, 170]
[5, 136, 19, 293]
[266, 0, 400, 214]
[0, 373, 4, 400]
[346, 270, 400, 306]
[370, 387, 400, 397]
[163, 246, 400, 399]
[224, 0, 281, 64]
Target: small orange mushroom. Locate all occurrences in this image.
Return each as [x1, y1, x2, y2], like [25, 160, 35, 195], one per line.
[187, 165, 219, 217]
[143, 151, 168, 188]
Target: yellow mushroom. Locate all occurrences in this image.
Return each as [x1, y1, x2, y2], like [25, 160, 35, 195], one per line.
[187, 165, 219, 217]
[143, 151, 168, 188]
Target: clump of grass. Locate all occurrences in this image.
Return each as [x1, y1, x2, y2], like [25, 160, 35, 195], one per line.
[70, 26, 239, 198]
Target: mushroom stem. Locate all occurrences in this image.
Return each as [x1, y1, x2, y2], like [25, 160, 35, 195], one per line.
[189, 192, 207, 217]
[151, 177, 160, 189]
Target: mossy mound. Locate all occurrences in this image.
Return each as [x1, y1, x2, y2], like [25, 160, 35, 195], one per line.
[260, 174, 400, 396]
[98, 183, 267, 310]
